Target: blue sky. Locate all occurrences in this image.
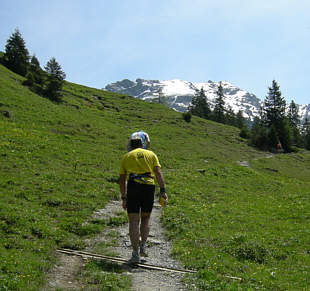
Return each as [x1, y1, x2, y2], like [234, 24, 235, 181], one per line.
[1, 0, 309, 104]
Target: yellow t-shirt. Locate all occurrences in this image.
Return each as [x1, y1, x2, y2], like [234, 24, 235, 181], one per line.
[120, 148, 161, 185]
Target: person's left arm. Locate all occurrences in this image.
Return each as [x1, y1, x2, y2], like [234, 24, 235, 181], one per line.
[154, 166, 168, 201]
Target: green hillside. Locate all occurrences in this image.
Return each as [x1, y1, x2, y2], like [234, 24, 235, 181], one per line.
[1, 63, 310, 290]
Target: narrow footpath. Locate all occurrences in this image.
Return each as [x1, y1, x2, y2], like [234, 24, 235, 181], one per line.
[93, 200, 190, 291]
[44, 200, 192, 290]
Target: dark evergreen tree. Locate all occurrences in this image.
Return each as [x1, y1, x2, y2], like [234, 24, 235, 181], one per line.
[188, 88, 211, 119]
[29, 55, 44, 85]
[287, 100, 300, 127]
[268, 124, 279, 149]
[23, 71, 35, 87]
[44, 57, 66, 102]
[264, 80, 286, 128]
[236, 110, 246, 129]
[239, 125, 250, 139]
[3, 28, 30, 76]
[23, 55, 44, 91]
[249, 116, 268, 150]
[274, 118, 292, 152]
[287, 100, 302, 146]
[213, 82, 225, 123]
[225, 106, 237, 126]
[263, 80, 293, 152]
[302, 118, 310, 150]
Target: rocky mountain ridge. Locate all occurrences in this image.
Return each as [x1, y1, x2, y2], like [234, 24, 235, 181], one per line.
[104, 78, 309, 122]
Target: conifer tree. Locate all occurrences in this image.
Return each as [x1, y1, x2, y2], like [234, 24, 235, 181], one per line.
[249, 116, 268, 149]
[4, 28, 30, 76]
[287, 100, 300, 127]
[189, 88, 211, 119]
[29, 55, 44, 85]
[236, 111, 249, 138]
[225, 107, 237, 126]
[287, 100, 302, 146]
[236, 110, 246, 129]
[44, 57, 66, 102]
[213, 82, 225, 123]
[302, 118, 310, 150]
[263, 80, 293, 151]
[277, 118, 293, 152]
[268, 124, 279, 149]
[23, 55, 44, 89]
[239, 125, 250, 139]
[264, 80, 286, 128]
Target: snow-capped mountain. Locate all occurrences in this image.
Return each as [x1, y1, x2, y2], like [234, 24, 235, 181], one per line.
[104, 78, 309, 122]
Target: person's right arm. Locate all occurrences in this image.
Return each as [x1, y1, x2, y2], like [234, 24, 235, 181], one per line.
[119, 173, 127, 210]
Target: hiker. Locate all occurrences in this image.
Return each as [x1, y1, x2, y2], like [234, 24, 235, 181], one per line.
[120, 134, 167, 264]
[127, 130, 150, 151]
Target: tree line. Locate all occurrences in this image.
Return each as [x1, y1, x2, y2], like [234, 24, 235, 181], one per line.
[184, 82, 249, 134]
[1, 28, 66, 102]
[185, 81, 310, 152]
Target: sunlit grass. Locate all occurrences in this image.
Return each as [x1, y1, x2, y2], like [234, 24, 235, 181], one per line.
[1, 63, 310, 290]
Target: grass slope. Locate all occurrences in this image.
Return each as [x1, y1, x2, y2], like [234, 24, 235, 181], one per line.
[1, 64, 310, 290]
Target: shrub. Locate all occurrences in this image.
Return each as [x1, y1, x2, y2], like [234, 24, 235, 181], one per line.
[182, 111, 192, 123]
[239, 125, 250, 139]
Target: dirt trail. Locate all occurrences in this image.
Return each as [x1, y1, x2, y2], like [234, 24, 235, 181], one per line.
[44, 200, 191, 290]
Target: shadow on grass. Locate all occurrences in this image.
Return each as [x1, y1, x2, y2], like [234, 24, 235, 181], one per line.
[91, 259, 131, 273]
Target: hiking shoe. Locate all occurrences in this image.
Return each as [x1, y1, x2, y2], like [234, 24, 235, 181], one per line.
[139, 241, 148, 257]
[128, 251, 140, 264]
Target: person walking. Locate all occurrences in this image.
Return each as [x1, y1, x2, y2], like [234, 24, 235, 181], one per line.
[120, 133, 167, 264]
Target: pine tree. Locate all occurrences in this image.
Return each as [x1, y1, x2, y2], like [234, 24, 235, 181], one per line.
[268, 124, 279, 149]
[188, 88, 211, 119]
[287, 100, 302, 146]
[225, 107, 237, 126]
[278, 118, 293, 152]
[23, 55, 44, 90]
[302, 118, 309, 134]
[44, 57, 66, 102]
[264, 80, 286, 128]
[287, 100, 300, 127]
[250, 117, 268, 150]
[239, 125, 250, 139]
[302, 118, 310, 150]
[29, 55, 44, 85]
[213, 82, 225, 123]
[236, 110, 246, 129]
[4, 28, 30, 76]
[263, 80, 293, 152]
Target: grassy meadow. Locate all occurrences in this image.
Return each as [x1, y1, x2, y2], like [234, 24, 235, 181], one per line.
[1, 63, 310, 290]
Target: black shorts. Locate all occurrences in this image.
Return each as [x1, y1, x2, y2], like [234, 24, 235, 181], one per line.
[127, 180, 155, 213]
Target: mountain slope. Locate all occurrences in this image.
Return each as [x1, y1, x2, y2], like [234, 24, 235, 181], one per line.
[105, 78, 310, 122]
[1, 64, 310, 290]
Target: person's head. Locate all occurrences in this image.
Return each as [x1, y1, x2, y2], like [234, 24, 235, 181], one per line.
[130, 133, 143, 150]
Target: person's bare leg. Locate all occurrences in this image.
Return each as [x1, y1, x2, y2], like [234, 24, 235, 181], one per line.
[140, 212, 151, 243]
[128, 213, 140, 252]
[139, 212, 151, 256]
